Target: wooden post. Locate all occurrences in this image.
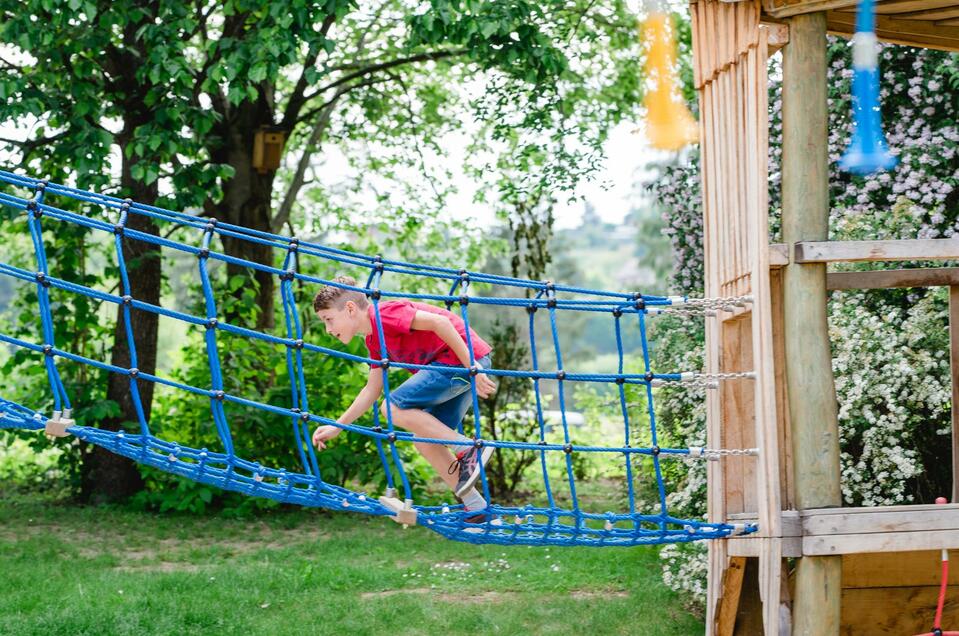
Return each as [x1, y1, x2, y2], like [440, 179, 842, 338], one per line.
[951, 286, 959, 504]
[781, 12, 842, 635]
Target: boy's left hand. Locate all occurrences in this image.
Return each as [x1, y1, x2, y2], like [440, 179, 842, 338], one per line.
[476, 372, 497, 399]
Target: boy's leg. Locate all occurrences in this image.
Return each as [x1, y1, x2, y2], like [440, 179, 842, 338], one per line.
[385, 360, 492, 499]
[413, 440, 458, 491]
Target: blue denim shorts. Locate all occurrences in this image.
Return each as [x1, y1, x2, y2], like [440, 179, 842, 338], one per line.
[387, 354, 492, 430]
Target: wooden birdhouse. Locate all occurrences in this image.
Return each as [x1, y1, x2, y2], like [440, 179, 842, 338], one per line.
[252, 127, 286, 174]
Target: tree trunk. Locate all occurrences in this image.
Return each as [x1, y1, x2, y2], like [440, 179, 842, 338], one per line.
[213, 97, 278, 331]
[80, 157, 159, 503]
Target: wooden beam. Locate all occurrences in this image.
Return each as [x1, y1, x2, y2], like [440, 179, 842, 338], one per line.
[727, 504, 959, 557]
[768, 243, 789, 267]
[715, 557, 748, 636]
[761, 22, 790, 53]
[804, 529, 959, 555]
[872, 0, 959, 14]
[802, 503, 959, 535]
[795, 239, 959, 263]
[951, 285, 959, 504]
[894, 6, 959, 20]
[827, 11, 959, 51]
[826, 267, 959, 290]
[727, 536, 803, 557]
[781, 14, 842, 634]
[763, 0, 856, 18]
[782, 11, 840, 512]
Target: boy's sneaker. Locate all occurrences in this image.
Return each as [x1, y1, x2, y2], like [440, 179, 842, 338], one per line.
[449, 445, 494, 498]
[454, 495, 489, 524]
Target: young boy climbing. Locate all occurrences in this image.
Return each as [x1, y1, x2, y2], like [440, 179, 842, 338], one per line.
[310, 276, 496, 519]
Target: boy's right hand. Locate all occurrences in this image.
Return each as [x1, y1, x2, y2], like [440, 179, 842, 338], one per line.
[312, 425, 342, 450]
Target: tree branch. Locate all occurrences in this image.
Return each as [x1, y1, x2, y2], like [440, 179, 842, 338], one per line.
[271, 88, 345, 230]
[293, 75, 386, 127]
[301, 48, 468, 103]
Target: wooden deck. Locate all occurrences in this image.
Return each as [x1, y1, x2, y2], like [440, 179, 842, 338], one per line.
[727, 503, 959, 557]
[759, 0, 959, 51]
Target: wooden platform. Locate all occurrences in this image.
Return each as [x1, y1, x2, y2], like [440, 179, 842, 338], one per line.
[760, 0, 959, 51]
[727, 503, 959, 557]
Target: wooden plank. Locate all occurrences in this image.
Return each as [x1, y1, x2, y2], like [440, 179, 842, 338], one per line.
[895, 5, 959, 19]
[770, 268, 795, 510]
[826, 267, 959, 290]
[728, 509, 802, 534]
[759, 538, 782, 635]
[805, 502, 959, 515]
[764, 0, 858, 18]
[952, 285, 959, 504]
[843, 551, 959, 588]
[805, 528, 959, 555]
[768, 243, 789, 266]
[722, 317, 749, 514]
[827, 11, 959, 51]
[795, 239, 959, 263]
[766, 0, 959, 17]
[873, 0, 959, 14]
[803, 507, 959, 535]
[727, 536, 803, 557]
[716, 556, 748, 636]
[841, 586, 959, 635]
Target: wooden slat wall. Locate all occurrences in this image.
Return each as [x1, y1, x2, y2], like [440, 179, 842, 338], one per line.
[691, 1, 783, 633]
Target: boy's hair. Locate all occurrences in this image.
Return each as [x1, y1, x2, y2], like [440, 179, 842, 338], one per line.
[313, 276, 370, 313]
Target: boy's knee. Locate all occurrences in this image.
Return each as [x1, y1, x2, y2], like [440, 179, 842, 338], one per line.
[380, 401, 406, 421]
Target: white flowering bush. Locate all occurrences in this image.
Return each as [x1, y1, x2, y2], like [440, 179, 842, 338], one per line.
[645, 41, 959, 611]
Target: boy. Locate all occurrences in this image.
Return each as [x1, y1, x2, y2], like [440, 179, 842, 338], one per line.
[311, 276, 496, 518]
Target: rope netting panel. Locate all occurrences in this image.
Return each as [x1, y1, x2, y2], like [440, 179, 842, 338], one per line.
[0, 170, 758, 547]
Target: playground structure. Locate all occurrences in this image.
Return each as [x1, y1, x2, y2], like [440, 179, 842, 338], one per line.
[691, 0, 959, 633]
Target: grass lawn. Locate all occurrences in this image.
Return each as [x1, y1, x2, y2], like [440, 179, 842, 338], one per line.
[0, 494, 703, 636]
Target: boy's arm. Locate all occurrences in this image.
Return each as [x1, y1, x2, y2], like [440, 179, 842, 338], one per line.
[411, 311, 475, 368]
[338, 368, 384, 425]
[313, 368, 383, 449]
[411, 310, 496, 398]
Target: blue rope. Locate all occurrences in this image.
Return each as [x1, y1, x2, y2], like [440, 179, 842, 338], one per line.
[0, 172, 757, 547]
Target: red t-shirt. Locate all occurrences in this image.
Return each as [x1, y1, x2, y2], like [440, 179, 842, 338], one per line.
[365, 300, 492, 370]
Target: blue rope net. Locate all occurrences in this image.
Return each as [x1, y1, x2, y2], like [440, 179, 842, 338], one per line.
[0, 170, 757, 547]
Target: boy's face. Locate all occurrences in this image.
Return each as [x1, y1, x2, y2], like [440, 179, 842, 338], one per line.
[316, 301, 363, 345]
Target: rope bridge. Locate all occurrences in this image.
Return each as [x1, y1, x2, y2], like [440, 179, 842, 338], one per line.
[0, 170, 758, 547]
